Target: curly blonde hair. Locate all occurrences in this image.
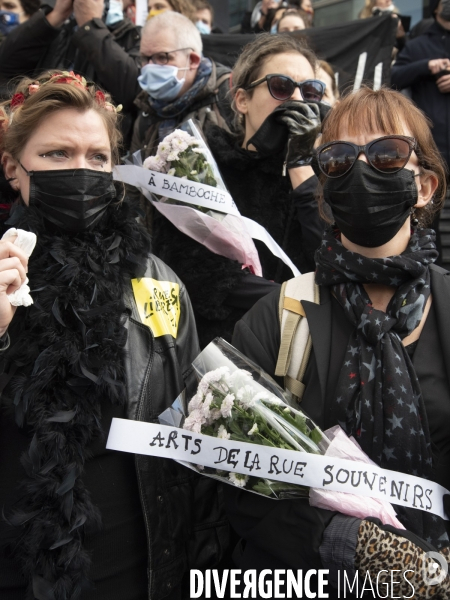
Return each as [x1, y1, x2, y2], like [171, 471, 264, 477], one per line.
[1, 71, 122, 164]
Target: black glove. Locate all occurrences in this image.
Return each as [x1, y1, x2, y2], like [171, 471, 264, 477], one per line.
[246, 100, 328, 169]
[276, 101, 320, 169]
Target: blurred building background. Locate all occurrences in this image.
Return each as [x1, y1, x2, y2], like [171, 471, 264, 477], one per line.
[313, 0, 427, 27]
[211, 0, 432, 32]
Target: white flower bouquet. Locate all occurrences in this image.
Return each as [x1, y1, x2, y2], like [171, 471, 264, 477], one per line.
[182, 338, 330, 498]
[143, 127, 219, 197]
[114, 120, 303, 278]
[157, 338, 406, 525]
[116, 119, 263, 275]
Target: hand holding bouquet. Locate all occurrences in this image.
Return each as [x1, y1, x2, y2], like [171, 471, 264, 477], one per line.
[182, 338, 329, 498]
[164, 338, 407, 527]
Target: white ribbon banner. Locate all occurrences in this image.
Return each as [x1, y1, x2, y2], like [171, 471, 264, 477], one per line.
[107, 419, 449, 520]
[114, 165, 301, 278]
[115, 165, 240, 216]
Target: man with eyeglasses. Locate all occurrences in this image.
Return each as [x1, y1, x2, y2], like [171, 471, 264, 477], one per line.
[130, 10, 233, 158]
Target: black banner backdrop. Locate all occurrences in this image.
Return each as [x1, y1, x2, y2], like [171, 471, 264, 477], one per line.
[202, 14, 398, 93]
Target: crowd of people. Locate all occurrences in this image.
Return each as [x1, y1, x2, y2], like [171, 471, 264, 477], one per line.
[0, 0, 450, 599]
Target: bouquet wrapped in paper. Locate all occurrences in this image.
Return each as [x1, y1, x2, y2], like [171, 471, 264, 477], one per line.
[182, 338, 328, 498]
[115, 120, 262, 276]
[113, 120, 301, 278]
[159, 338, 405, 526]
[142, 127, 221, 199]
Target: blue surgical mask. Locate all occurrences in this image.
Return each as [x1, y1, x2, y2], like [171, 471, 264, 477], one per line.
[138, 63, 187, 101]
[196, 20, 211, 35]
[105, 0, 123, 25]
[270, 23, 278, 34]
[0, 10, 20, 36]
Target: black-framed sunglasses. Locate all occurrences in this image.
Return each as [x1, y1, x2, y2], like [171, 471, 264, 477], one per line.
[313, 135, 417, 178]
[245, 74, 325, 103]
[140, 47, 192, 66]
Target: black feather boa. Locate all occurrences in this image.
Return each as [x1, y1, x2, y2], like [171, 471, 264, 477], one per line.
[2, 197, 151, 600]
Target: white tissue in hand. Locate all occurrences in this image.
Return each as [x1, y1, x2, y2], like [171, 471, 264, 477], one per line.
[2, 228, 36, 256]
[2, 228, 37, 307]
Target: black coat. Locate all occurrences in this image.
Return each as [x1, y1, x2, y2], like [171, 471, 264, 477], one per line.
[0, 9, 141, 148]
[206, 126, 323, 281]
[151, 127, 323, 349]
[0, 201, 228, 599]
[227, 264, 450, 597]
[391, 21, 450, 168]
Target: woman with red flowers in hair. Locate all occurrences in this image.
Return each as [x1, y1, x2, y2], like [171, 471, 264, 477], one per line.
[0, 70, 226, 600]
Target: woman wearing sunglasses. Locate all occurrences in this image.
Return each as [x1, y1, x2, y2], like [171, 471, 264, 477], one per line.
[226, 87, 450, 597]
[153, 33, 327, 348]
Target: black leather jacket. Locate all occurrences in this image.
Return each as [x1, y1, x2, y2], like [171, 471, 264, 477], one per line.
[122, 254, 229, 598]
[0, 251, 228, 600]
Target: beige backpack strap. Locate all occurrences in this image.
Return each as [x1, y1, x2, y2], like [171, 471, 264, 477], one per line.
[277, 281, 288, 326]
[275, 272, 319, 402]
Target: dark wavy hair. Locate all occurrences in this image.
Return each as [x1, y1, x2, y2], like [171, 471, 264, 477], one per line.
[231, 32, 317, 136]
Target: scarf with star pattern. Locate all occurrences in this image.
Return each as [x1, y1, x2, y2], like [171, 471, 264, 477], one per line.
[315, 227, 449, 546]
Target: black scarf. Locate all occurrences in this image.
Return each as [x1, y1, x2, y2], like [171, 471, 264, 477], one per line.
[2, 196, 150, 599]
[315, 227, 448, 547]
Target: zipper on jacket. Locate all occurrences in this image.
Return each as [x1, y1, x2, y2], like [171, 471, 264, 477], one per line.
[133, 320, 155, 599]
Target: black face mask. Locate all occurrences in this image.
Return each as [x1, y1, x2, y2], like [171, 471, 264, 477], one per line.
[323, 161, 418, 248]
[20, 164, 116, 233]
[439, 0, 450, 21]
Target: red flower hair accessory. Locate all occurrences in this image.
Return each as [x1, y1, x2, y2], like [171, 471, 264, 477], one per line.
[95, 90, 106, 105]
[6, 72, 120, 117]
[49, 71, 88, 89]
[10, 93, 25, 109]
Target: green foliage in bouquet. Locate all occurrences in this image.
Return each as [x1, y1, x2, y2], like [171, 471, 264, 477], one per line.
[169, 147, 217, 187]
[143, 128, 217, 186]
[183, 366, 325, 498]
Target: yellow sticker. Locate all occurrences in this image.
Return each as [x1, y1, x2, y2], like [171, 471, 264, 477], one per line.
[131, 278, 180, 338]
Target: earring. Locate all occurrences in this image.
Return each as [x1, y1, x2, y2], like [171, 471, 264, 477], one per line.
[410, 207, 419, 227]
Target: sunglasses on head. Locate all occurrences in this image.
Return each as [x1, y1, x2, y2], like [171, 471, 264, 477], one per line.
[313, 135, 418, 178]
[245, 74, 325, 103]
